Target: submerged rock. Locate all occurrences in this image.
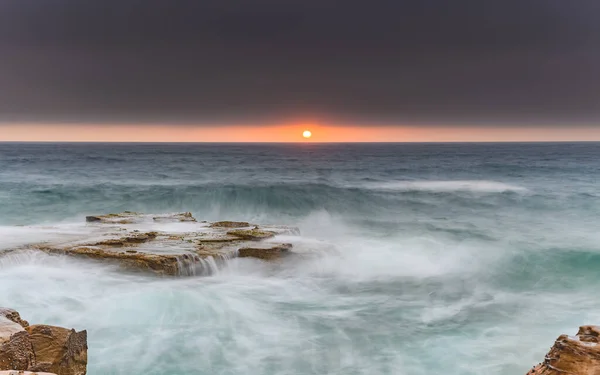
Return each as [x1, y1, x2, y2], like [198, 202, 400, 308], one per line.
[7, 212, 302, 276]
[227, 229, 275, 241]
[86, 211, 197, 224]
[0, 309, 86, 375]
[210, 221, 250, 228]
[238, 243, 293, 260]
[84, 212, 140, 224]
[527, 326, 600, 374]
[152, 212, 197, 223]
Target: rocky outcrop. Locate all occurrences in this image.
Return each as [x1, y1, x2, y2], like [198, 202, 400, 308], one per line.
[5, 212, 302, 276]
[527, 326, 600, 374]
[0, 321, 35, 371]
[0, 310, 86, 375]
[0, 310, 28, 329]
[26, 326, 87, 375]
[0, 309, 35, 371]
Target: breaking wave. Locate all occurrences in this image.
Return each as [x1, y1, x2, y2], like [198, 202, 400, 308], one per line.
[361, 180, 527, 193]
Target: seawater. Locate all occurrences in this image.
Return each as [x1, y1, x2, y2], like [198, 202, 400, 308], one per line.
[1, 142, 600, 375]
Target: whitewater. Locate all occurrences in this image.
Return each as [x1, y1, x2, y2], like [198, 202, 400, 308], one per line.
[1, 142, 600, 375]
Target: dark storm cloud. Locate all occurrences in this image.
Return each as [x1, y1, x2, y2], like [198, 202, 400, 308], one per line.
[0, 0, 599, 125]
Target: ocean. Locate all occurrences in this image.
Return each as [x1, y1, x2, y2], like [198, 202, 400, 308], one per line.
[1, 142, 599, 374]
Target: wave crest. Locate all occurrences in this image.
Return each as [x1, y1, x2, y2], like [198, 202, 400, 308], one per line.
[363, 180, 527, 193]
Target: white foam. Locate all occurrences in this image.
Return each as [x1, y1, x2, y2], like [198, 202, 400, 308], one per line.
[0, 223, 88, 251]
[0, 208, 594, 375]
[362, 180, 527, 193]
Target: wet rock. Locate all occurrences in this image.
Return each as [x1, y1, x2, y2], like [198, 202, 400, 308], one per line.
[26, 326, 87, 375]
[84, 212, 137, 224]
[227, 229, 275, 241]
[210, 221, 250, 228]
[89, 232, 158, 247]
[37, 246, 184, 276]
[527, 326, 600, 374]
[238, 243, 293, 260]
[153, 212, 197, 222]
[7, 212, 301, 276]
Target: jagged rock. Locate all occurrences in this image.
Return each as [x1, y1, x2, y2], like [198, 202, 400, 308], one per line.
[0, 309, 86, 375]
[26, 326, 87, 375]
[0, 318, 35, 371]
[527, 326, 600, 375]
[210, 221, 250, 228]
[0, 310, 28, 329]
[238, 243, 292, 260]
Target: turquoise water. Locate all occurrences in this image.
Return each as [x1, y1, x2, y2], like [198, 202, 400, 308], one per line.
[1, 142, 600, 374]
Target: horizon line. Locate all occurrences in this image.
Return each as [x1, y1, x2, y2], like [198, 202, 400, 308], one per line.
[2, 140, 600, 144]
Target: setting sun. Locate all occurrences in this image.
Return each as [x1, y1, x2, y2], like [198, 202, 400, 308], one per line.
[303, 130, 312, 139]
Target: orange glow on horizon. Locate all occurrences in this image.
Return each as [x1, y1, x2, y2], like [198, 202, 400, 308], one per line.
[0, 123, 599, 142]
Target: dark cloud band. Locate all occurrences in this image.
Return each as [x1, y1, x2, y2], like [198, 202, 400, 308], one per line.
[0, 0, 599, 125]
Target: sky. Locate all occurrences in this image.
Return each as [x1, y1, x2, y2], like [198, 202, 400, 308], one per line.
[0, 0, 599, 142]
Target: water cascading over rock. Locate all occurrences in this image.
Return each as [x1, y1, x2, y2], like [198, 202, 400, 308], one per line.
[4, 212, 300, 276]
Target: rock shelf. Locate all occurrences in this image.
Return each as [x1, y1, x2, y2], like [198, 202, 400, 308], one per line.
[4, 212, 300, 276]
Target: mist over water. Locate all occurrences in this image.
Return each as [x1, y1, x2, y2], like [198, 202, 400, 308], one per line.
[1, 142, 600, 374]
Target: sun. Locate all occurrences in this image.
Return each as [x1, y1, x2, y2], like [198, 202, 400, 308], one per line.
[302, 130, 312, 139]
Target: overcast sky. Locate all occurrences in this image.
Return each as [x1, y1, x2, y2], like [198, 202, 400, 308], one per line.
[0, 0, 599, 126]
